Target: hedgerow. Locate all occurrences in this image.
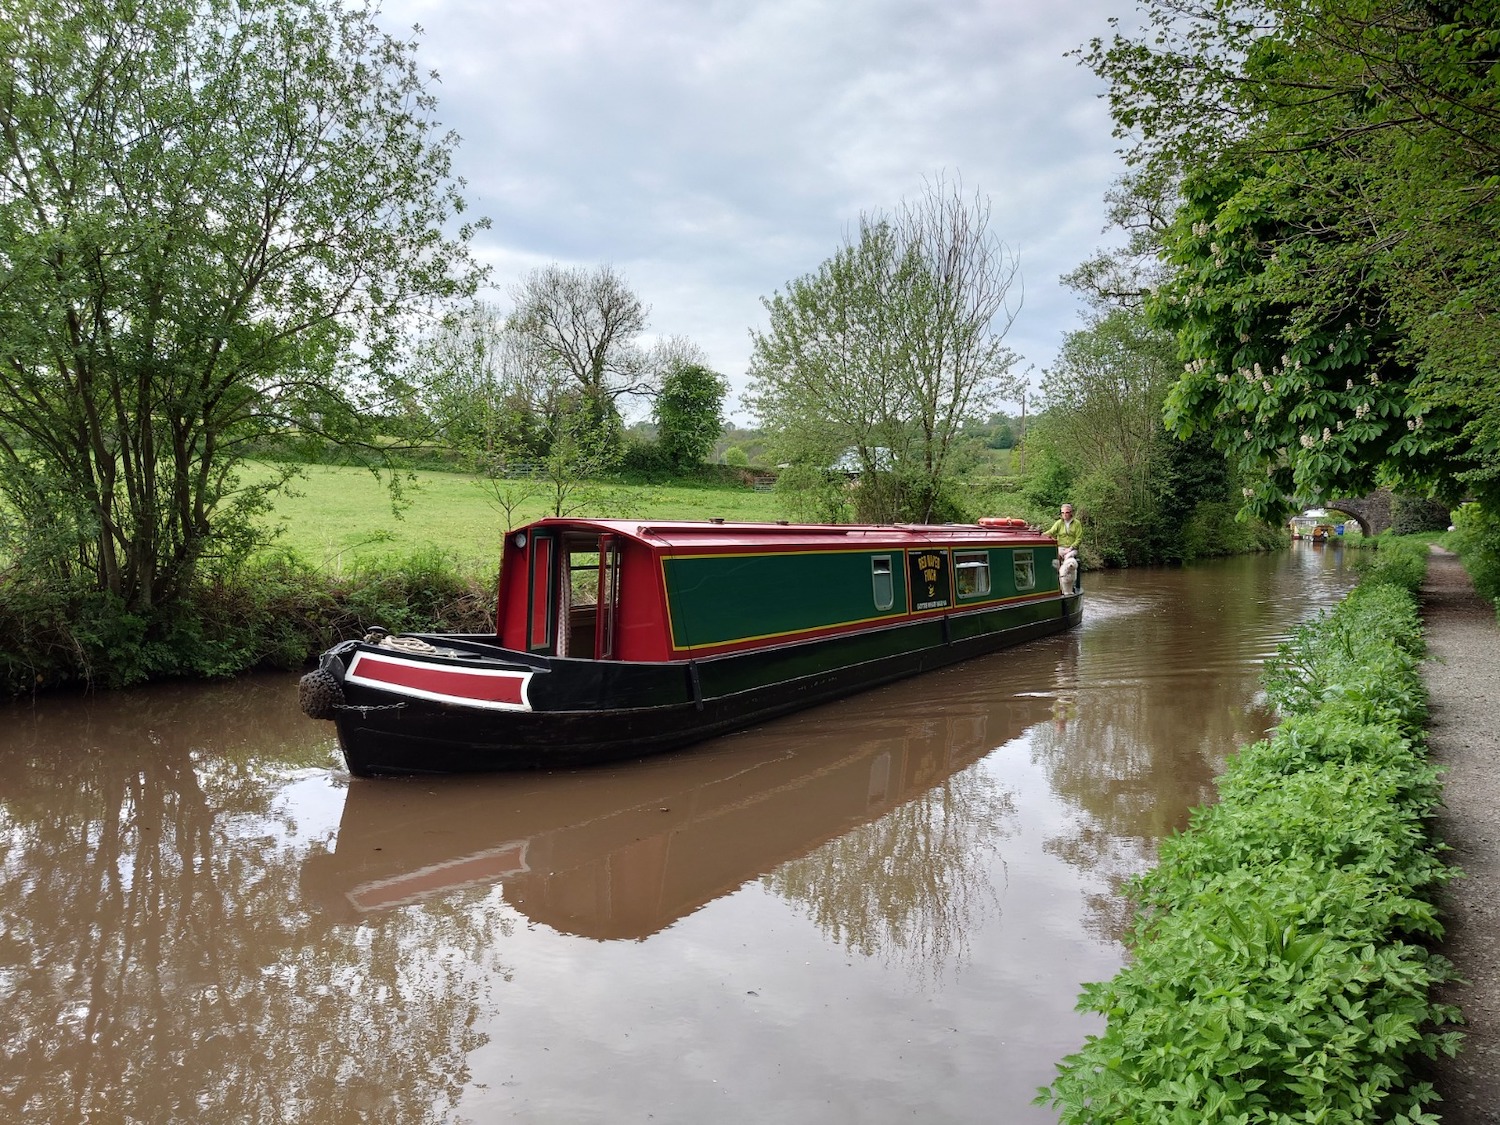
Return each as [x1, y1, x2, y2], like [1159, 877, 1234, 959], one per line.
[1039, 535, 1461, 1123]
[0, 548, 495, 695]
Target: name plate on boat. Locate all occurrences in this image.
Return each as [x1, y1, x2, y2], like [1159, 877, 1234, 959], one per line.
[908, 549, 951, 611]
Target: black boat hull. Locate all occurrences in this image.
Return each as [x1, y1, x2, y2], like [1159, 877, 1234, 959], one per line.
[319, 592, 1082, 776]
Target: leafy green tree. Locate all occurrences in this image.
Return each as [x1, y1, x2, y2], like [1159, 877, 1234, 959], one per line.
[1032, 307, 1256, 564]
[1032, 316, 1163, 564]
[1449, 502, 1500, 606]
[1080, 0, 1500, 514]
[653, 363, 728, 471]
[983, 420, 1015, 450]
[1042, 310, 1178, 519]
[0, 0, 485, 613]
[534, 392, 628, 517]
[1153, 165, 1449, 518]
[402, 302, 544, 465]
[503, 265, 713, 471]
[747, 178, 1022, 523]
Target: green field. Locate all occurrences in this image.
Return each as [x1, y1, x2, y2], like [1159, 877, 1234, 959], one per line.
[252, 462, 786, 571]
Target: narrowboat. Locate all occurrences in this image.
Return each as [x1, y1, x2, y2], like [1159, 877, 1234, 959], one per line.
[297, 517, 1082, 776]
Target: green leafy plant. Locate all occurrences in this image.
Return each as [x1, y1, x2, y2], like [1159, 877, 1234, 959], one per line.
[1039, 546, 1460, 1123]
[1447, 502, 1500, 612]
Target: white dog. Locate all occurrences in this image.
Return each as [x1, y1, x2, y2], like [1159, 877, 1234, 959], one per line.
[1058, 547, 1079, 595]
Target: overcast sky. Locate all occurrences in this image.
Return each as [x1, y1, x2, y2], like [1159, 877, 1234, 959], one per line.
[375, 0, 1134, 423]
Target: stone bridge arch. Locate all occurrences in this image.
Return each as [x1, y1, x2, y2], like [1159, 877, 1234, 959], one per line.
[1319, 490, 1392, 537]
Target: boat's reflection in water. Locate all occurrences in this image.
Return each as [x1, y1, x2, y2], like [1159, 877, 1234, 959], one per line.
[304, 663, 1058, 942]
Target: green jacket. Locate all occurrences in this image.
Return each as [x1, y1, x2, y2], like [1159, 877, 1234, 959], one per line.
[1045, 516, 1083, 550]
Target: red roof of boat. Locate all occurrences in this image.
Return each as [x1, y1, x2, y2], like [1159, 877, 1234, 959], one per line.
[523, 517, 1053, 550]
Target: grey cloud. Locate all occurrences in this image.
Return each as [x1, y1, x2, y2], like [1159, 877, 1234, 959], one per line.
[378, 0, 1129, 418]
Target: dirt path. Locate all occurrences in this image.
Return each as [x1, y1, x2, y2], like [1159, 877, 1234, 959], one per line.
[1422, 548, 1500, 1124]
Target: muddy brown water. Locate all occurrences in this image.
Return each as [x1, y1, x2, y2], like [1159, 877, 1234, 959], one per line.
[0, 545, 1354, 1124]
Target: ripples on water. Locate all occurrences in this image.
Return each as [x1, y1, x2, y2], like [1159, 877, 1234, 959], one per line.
[0, 544, 1355, 1125]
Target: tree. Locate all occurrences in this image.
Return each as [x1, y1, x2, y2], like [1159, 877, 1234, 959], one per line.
[1079, 0, 1500, 513]
[747, 178, 1022, 523]
[654, 362, 727, 471]
[1028, 304, 1257, 564]
[504, 264, 656, 458]
[534, 394, 624, 516]
[1061, 167, 1178, 311]
[981, 417, 1016, 450]
[1152, 163, 1452, 518]
[403, 303, 553, 529]
[0, 0, 485, 613]
[403, 301, 541, 463]
[1034, 309, 1170, 562]
[1041, 310, 1177, 503]
[407, 299, 700, 521]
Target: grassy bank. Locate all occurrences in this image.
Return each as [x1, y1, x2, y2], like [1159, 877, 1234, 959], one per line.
[1040, 536, 1460, 1123]
[0, 465, 790, 695]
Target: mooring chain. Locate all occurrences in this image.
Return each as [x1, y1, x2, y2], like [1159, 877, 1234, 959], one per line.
[334, 702, 408, 715]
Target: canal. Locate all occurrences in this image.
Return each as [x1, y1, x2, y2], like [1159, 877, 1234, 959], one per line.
[0, 544, 1354, 1124]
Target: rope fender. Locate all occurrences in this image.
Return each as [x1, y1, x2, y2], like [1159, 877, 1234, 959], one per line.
[298, 665, 344, 720]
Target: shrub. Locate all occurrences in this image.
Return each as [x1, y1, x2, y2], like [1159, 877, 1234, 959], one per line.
[616, 436, 672, 478]
[1181, 499, 1286, 561]
[1, 548, 497, 696]
[1351, 532, 1432, 593]
[1390, 494, 1452, 536]
[1447, 501, 1500, 610]
[1262, 583, 1426, 734]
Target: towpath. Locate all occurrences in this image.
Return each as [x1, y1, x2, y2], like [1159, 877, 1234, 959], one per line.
[1422, 548, 1500, 1124]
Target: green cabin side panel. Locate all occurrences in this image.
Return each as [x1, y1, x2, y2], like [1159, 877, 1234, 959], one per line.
[948, 545, 1062, 606]
[663, 550, 911, 649]
[1028, 545, 1062, 596]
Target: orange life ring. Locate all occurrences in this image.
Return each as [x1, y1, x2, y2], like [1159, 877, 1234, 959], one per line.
[978, 516, 1028, 528]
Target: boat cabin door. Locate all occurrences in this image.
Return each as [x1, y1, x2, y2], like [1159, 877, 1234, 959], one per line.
[526, 531, 620, 659]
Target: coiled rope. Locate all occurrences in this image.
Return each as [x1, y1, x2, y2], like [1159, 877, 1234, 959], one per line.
[364, 631, 439, 654]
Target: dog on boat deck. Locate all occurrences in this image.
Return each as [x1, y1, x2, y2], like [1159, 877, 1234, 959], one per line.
[1058, 548, 1079, 596]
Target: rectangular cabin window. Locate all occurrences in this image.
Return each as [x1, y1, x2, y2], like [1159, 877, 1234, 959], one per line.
[1014, 549, 1036, 592]
[954, 551, 991, 599]
[871, 555, 894, 611]
[528, 536, 554, 652]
